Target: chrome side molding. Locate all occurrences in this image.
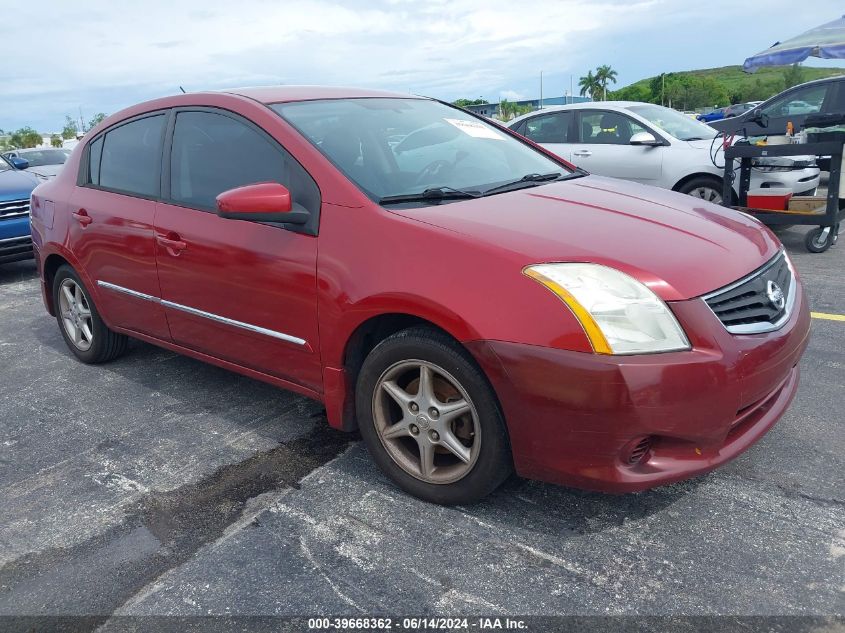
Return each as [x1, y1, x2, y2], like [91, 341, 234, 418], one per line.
[96, 280, 307, 346]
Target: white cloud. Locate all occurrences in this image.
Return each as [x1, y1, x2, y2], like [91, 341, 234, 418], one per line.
[500, 90, 527, 101]
[3, 0, 843, 131]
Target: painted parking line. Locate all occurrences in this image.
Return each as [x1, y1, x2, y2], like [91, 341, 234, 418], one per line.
[811, 312, 845, 322]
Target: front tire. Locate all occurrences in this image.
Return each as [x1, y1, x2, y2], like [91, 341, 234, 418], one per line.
[678, 176, 726, 205]
[53, 265, 128, 363]
[356, 327, 512, 504]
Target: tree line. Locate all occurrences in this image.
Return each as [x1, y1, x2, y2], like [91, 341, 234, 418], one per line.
[0, 112, 107, 151]
[609, 64, 806, 110]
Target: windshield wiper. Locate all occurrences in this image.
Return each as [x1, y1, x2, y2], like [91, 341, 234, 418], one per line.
[378, 186, 482, 205]
[481, 171, 574, 196]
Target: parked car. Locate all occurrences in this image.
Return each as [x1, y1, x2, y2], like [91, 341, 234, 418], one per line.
[711, 75, 845, 136]
[2, 148, 72, 179]
[697, 108, 726, 123]
[507, 101, 819, 204]
[0, 154, 39, 264]
[722, 102, 760, 119]
[30, 87, 810, 504]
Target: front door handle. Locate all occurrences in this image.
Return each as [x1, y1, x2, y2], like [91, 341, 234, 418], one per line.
[573, 150, 592, 157]
[71, 209, 92, 226]
[156, 233, 187, 255]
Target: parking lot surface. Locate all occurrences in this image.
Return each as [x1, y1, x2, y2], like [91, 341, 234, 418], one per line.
[0, 226, 843, 628]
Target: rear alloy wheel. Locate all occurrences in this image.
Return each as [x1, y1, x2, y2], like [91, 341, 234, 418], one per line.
[58, 278, 94, 352]
[356, 327, 512, 504]
[53, 265, 128, 363]
[678, 176, 725, 205]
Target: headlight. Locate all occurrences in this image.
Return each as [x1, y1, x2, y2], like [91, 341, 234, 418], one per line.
[751, 156, 816, 172]
[524, 263, 691, 355]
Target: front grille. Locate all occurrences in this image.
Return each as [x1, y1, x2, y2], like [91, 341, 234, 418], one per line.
[0, 198, 30, 220]
[627, 437, 652, 465]
[703, 252, 793, 334]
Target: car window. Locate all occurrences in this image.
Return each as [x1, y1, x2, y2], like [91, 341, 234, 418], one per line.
[762, 84, 828, 117]
[99, 114, 165, 197]
[522, 111, 573, 143]
[16, 149, 70, 167]
[578, 111, 646, 145]
[168, 110, 319, 214]
[88, 137, 103, 185]
[273, 98, 570, 203]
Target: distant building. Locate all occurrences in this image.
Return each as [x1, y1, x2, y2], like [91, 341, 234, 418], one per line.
[464, 95, 591, 119]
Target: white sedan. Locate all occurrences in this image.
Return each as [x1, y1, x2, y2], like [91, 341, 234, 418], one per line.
[507, 102, 819, 204]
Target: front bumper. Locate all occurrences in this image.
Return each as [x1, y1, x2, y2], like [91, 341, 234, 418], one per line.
[749, 167, 820, 196]
[467, 282, 811, 493]
[0, 217, 33, 264]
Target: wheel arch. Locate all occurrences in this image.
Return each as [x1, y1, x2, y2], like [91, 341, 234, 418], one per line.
[325, 311, 492, 433]
[42, 253, 73, 316]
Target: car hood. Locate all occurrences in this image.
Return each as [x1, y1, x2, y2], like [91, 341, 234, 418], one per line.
[26, 164, 63, 178]
[390, 175, 781, 301]
[0, 168, 39, 199]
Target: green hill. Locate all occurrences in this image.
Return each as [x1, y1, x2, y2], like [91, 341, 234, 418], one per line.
[610, 65, 843, 110]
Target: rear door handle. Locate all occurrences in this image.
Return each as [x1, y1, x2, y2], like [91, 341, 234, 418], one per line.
[156, 233, 187, 255]
[573, 150, 592, 157]
[71, 209, 92, 226]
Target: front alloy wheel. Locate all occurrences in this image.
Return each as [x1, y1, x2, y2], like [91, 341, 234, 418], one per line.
[373, 360, 481, 484]
[356, 327, 512, 505]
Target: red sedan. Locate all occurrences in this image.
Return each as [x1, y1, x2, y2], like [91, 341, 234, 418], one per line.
[29, 87, 810, 504]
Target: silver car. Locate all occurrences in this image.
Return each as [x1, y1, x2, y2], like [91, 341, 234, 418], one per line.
[2, 148, 72, 179]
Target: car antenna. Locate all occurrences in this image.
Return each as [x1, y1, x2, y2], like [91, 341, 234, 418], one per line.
[179, 86, 186, 94]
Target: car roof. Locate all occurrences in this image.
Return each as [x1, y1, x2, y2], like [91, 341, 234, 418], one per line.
[506, 101, 657, 125]
[221, 85, 419, 103]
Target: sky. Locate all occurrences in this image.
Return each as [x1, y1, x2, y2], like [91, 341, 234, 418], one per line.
[2, 0, 842, 132]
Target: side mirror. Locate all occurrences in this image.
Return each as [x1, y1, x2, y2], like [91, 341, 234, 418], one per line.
[10, 157, 29, 170]
[216, 182, 309, 225]
[629, 132, 660, 146]
[748, 108, 769, 128]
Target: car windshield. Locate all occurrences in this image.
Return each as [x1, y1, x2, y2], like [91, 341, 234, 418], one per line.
[272, 98, 573, 204]
[627, 104, 717, 141]
[0, 156, 11, 171]
[15, 149, 70, 167]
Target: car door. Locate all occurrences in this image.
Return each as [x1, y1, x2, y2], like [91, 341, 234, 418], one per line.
[154, 108, 322, 392]
[69, 112, 171, 340]
[571, 110, 663, 185]
[516, 110, 574, 162]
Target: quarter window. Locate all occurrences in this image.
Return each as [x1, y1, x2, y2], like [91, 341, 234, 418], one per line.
[169, 111, 319, 214]
[523, 111, 573, 143]
[87, 136, 103, 185]
[98, 114, 165, 197]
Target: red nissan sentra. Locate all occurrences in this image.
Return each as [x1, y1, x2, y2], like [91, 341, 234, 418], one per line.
[29, 87, 810, 504]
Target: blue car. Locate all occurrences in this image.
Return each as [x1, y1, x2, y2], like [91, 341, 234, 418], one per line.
[696, 108, 726, 123]
[1, 154, 40, 264]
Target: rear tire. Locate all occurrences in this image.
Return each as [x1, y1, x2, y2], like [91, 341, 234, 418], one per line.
[53, 265, 128, 363]
[356, 327, 512, 505]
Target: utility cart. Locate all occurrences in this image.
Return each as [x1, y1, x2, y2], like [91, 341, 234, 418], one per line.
[722, 139, 844, 253]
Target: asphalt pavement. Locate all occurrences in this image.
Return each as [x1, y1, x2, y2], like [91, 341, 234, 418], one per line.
[0, 225, 843, 632]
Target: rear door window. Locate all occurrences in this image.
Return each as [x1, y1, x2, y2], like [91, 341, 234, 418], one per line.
[99, 114, 166, 197]
[522, 111, 573, 143]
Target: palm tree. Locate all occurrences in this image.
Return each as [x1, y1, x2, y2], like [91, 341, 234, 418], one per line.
[578, 71, 600, 101]
[595, 64, 618, 101]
